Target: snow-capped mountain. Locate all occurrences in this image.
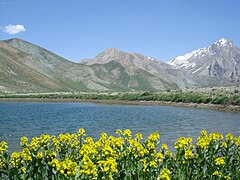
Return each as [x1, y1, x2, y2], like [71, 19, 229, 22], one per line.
[169, 38, 240, 82]
[1, 38, 239, 93]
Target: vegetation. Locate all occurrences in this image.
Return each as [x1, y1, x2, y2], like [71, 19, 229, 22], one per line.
[0, 129, 240, 179]
[1, 87, 240, 106]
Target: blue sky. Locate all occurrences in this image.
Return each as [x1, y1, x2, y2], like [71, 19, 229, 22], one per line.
[0, 0, 240, 62]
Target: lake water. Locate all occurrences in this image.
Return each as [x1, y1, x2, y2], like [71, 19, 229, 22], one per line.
[0, 102, 240, 152]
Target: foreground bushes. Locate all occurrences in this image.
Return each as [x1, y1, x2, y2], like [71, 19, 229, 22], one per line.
[0, 129, 240, 179]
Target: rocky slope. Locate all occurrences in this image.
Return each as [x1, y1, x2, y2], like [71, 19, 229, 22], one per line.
[0, 41, 66, 93]
[169, 38, 240, 82]
[83, 48, 184, 90]
[0, 38, 239, 93]
[0, 39, 178, 92]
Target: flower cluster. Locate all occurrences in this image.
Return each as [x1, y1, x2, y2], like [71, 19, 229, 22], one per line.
[0, 129, 239, 179]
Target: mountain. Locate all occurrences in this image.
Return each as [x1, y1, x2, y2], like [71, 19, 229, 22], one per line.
[0, 38, 179, 93]
[0, 41, 66, 93]
[169, 38, 240, 82]
[84, 48, 162, 74]
[2, 38, 94, 92]
[0, 38, 239, 94]
[81, 47, 227, 89]
[83, 48, 183, 89]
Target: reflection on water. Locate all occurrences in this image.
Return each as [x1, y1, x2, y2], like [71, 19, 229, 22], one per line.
[0, 102, 240, 152]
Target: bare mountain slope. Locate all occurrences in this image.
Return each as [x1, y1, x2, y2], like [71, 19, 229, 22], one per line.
[0, 38, 238, 93]
[169, 38, 240, 82]
[0, 41, 65, 93]
[1, 39, 179, 92]
[82, 48, 186, 89]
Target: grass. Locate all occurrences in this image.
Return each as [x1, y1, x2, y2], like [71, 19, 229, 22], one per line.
[1, 86, 240, 106]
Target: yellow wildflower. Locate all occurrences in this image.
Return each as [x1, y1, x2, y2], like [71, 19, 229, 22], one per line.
[123, 129, 132, 138]
[226, 133, 233, 143]
[197, 136, 210, 149]
[212, 170, 221, 176]
[99, 132, 108, 143]
[39, 134, 51, 147]
[10, 152, 21, 167]
[140, 159, 147, 172]
[147, 141, 155, 150]
[148, 132, 160, 141]
[78, 128, 86, 137]
[20, 136, 28, 147]
[221, 141, 227, 148]
[29, 137, 39, 151]
[0, 141, 8, 154]
[59, 133, 72, 146]
[201, 130, 207, 136]
[156, 152, 164, 162]
[161, 144, 168, 150]
[21, 167, 26, 174]
[0, 161, 4, 169]
[234, 136, 240, 146]
[57, 159, 78, 176]
[135, 133, 143, 141]
[52, 136, 60, 150]
[21, 148, 32, 162]
[224, 175, 231, 179]
[184, 149, 194, 160]
[215, 157, 225, 166]
[159, 168, 171, 180]
[149, 160, 157, 168]
[36, 152, 43, 159]
[113, 137, 124, 148]
[71, 133, 77, 139]
[209, 132, 224, 142]
[166, 150, 172, 157]
[175, 137, 193, 150]
[80, 155, 97, 177]
[115, 129, 122, 135]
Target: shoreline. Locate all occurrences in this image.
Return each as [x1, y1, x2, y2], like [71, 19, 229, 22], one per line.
[0, 98, 240, 112]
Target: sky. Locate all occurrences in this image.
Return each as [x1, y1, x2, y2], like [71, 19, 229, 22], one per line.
[0, 0, 240, 62]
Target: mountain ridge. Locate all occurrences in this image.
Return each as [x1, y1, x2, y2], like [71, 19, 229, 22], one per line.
[0, 38, 239, 93]
[1, 39, 180, 92]
[168, 38, 240, 82]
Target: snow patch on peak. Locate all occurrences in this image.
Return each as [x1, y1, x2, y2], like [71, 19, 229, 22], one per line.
[172, 60, 196, 69]
[192, 66, 203, 74]
[147, 56, 155, 61]
[169, 47, 210, 69]
[219, 38, 228, 44]
[214, 38, 232, 47]
[168, 37, 236, 71]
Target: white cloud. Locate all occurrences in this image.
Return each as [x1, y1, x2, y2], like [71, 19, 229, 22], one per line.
[2, 24, 26, 34]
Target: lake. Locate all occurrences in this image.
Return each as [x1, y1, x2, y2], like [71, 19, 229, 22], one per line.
[0, 102, 240, 152]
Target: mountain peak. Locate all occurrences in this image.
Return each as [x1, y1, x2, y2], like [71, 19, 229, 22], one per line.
[169, 38, 238, 69]
[101, 47, 121, 54]
[3, 38, 38, 50]
[4, 38, 27, 44]
[214, 38, 233, 47]
[106, 47, 119, 51]
[97, 48, 122, 57]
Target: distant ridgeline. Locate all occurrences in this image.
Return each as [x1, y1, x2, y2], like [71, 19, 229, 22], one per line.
[0, 38, 240, 93]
